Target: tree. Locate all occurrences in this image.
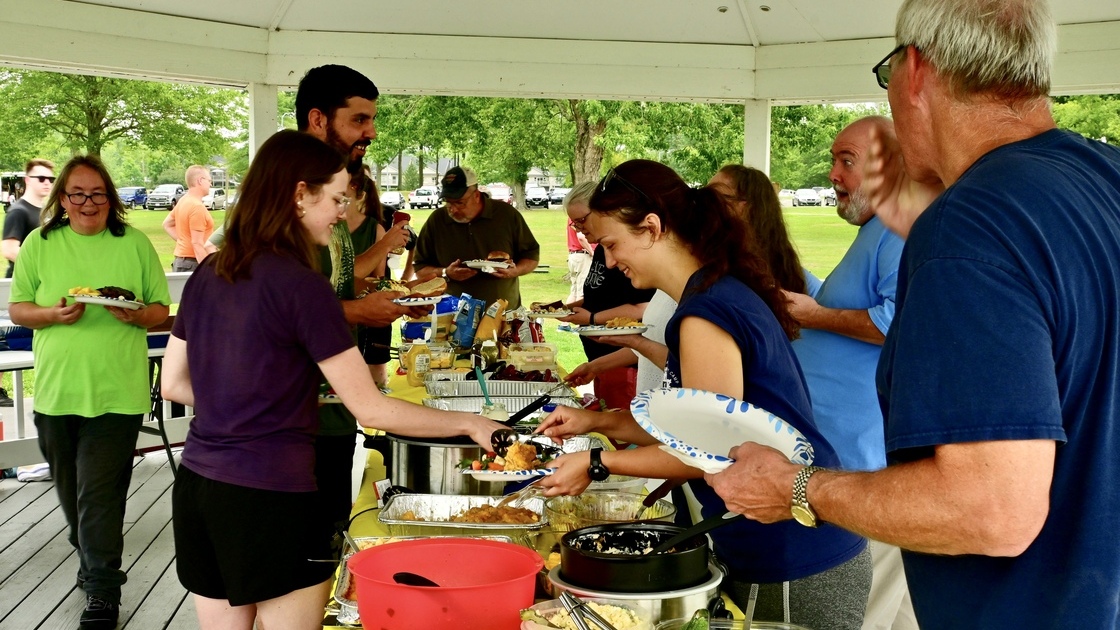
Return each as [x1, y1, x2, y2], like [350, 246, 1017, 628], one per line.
[0, 69, 240, 162]
[1053, 95, 1120, 146]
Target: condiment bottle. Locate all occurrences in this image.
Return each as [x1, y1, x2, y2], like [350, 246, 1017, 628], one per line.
[480, 401, 509, 422]
[404, 342, 432, 387]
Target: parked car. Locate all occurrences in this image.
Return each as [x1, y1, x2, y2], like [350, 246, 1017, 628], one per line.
[549, 187, 571, 206]
[409, 187, 440, 209]
[202, 188, 227, 210]
[118, 186, 147, 209]
[147, 184, 185, 210]
[484, 183, 515, 207]
[792, 188, 822, 207]
[814, 186, 837, 206]
[381, 191, 405, 210]
[524, 186, 549, 209]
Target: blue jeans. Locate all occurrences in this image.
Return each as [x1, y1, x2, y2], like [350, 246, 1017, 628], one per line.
[35, 412, 143, 605]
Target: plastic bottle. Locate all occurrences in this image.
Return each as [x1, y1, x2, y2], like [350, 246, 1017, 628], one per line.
[404, 342, 432, 387]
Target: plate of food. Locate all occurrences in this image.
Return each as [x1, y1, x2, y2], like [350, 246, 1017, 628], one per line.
[393, 294, 448, 306]
[462, 439, 558, 481]
[529, 300, 573, 318]
[576, 318, 649, 336]
[466, 251, 514, 272]
[69, 286, 144, 310]
[631, 388, 815, 474]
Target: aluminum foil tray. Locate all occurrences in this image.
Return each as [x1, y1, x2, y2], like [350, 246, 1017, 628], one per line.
[422, 396, 579, 413]
[425, 378, 571, 398]
[333, 535, 514, 624]
[378, 494, 549, 538]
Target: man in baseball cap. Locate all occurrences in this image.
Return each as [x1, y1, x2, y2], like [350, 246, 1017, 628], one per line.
[414, 165, 540, 307]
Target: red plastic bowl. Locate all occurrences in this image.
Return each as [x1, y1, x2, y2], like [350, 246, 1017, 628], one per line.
[347, 538, 544, 629]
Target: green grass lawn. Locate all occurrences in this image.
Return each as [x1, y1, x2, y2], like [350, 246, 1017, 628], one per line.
[5, 203, 855, 397]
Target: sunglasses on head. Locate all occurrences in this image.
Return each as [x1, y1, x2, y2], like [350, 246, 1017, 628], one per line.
[599, 168, 654, 207]
[30, 175, 56, 183]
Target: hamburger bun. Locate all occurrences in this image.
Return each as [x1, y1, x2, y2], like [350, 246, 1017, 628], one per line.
[486, 250, 512, 263]
[410, 277, 447, 298]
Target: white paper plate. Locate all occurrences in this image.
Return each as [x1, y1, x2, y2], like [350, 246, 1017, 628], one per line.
[318, 394, 344, 404]
[631, 388, 815, 473]
[465, 260, 512, 272]
[464, 467, 555, 481]
[71, 295, 143, 310]
[575, 325, 649, 336]
[529, 310, 573, 318]
[392, 295, 446, 306]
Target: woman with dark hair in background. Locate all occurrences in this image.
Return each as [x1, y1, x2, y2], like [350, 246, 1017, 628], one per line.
[537, 159, 870, 629]
[161, 130, 503, 629]
[710, 164, 807, 294]
[10, 155, 171, 630]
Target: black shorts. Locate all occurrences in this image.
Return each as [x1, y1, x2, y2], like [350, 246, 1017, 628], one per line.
[172, 466, 335, 606]
[356, 325, 391, 365]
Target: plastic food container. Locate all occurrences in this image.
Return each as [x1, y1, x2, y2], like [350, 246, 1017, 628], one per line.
[347, 538, 543, 629]
[508, 342, 559, 372]
[523, 598, 653, 630]
[545, 492, 677, 533]
[656, 621, 811, 629]
[589, 475, 649, 493]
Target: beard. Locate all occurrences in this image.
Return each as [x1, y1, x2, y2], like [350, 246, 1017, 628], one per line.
[838, 187, 868, 225]
[325, 124, 369, 174]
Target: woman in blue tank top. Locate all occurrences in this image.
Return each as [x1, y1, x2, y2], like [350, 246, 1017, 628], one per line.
[537, 159, 870, 628]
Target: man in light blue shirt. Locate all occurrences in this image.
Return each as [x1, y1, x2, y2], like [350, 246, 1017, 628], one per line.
[784, 116, 912, 630]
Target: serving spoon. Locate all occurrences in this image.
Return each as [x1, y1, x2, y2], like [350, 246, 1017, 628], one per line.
[649, 511, 745, 554]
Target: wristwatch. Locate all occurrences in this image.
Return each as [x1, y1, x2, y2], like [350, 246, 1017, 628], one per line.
[441, 267, 448, 279]
[587, 447, 610, 481]
[791, 465, 824, 527]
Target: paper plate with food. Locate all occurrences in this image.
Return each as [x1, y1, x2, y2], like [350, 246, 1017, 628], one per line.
[466, 251, 514, 272]
[529, 300, 574, 318]
[369, 276, 448, 305]
[69, 286, 144, 310]
[576, 317, 649, 336]
[462, 440, 557, 481]
[318, 384, 344, 404]
[631, 388, 815, 474]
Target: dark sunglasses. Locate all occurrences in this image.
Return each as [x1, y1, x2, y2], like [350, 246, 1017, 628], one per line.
[30, 175, 56, 183]
[599, 168, 654, 207]
[872, 44, 907, 90]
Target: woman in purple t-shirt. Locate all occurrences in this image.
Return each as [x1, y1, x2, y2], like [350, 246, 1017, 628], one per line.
[161, 130, 504, 630]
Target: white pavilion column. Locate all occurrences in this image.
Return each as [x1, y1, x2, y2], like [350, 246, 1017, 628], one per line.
[743, 98, 772, 174]
[248, 82, 279, 161]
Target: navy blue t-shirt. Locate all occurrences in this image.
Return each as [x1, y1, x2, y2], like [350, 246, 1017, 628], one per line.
[666, 272, 866, 583]
[878, 129, 1120, 629]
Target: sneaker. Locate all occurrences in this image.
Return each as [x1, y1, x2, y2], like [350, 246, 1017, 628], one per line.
[79, 595, 119, 630]
[0, 388, 12, 407]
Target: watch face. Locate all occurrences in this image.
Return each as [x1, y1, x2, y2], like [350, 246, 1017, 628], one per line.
[791, 504, 818, 528]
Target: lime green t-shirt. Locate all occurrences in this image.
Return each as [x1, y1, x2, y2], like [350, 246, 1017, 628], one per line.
[9, 225, 172, 416]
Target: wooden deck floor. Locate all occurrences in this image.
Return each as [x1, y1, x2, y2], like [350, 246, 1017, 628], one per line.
[0, 452, 199, 629]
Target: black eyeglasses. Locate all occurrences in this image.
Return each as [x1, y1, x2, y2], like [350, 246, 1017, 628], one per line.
[65, 192, 109, 205]
[873, 44, 907, 89]
[599, 168, 654, 207]
[30, 175, 55, 183]
[570, 207, 593, 229]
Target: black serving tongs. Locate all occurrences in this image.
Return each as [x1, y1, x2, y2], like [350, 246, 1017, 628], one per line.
[559, 591, 619, 630]
[490, 429, 564, 459]
[499, 380, 571, 427]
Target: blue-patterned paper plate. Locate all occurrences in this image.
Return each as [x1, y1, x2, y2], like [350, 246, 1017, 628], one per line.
[631, 388, 815, 474]
[392, 295, 447, 306]
[464, 468, 555, 482]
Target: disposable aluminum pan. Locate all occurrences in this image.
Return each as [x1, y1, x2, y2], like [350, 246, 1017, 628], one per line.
[332, 535, 514, 625]
[425, 378, 572, 398]
[422, 395, 579, 413]
[378, 493, 549, 539]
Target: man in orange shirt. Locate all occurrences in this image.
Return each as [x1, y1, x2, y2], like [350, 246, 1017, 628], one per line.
[162, 165, 215, 271]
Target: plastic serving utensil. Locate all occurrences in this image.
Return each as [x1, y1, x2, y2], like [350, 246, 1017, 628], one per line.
[392, 571, 440, 587]
[474, 367, 492, 405]
[649, 511, 745, 554]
